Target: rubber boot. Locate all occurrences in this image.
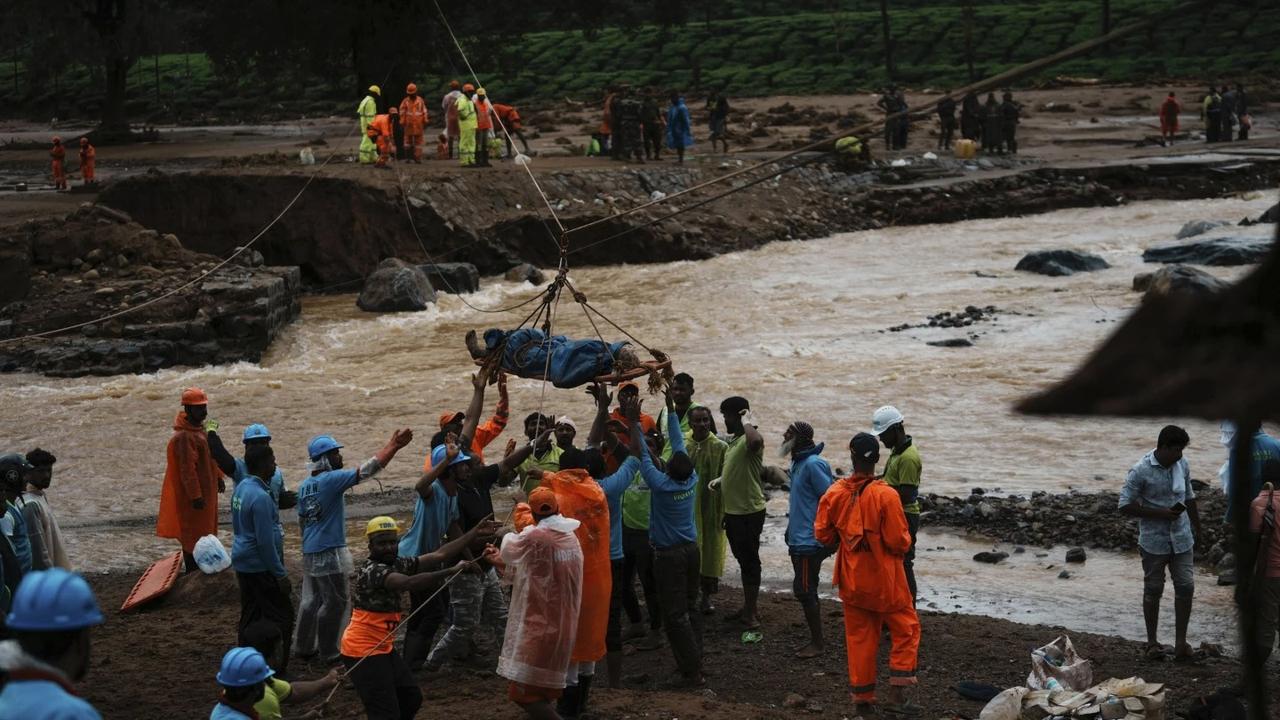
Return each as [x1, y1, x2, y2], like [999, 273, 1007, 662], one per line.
[577, 675, 594, 717]
[556, 684, 580, 719]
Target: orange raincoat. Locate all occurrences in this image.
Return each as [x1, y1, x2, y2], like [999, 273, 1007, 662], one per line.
[156, 412, 223, 552]
[814, 474, 919, 703]
[368, 114, 394, 165]
[399, 95, 428, 160]
[50, 143, 66, 190]
[515, 470, 611, 663]
[492, 104, 522, 131]
[78, 142, 96, 183]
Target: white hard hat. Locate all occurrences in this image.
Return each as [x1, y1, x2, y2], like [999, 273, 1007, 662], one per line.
[870, 405, 905, 436]
[1219, 420, 1237, 448]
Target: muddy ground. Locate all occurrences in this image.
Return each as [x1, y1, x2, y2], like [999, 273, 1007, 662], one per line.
[82, 567, 1268, 720]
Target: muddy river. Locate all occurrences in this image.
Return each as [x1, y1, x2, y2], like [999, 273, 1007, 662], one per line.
[2, 194, 1274, 645]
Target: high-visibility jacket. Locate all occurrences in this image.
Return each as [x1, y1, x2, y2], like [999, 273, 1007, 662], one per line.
[474, 97, 493, 131]
[368, 113, 392, 140]
[357, 94, 378, 134]
[156, 412, 223, 552]
[813, 474, 913, 613]
[399, 95, 428, 135]
[456, 94, 477, 131]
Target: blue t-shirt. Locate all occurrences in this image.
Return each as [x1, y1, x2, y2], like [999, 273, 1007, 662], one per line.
[209, 702, 255, 720]
[231, 475, 285, 576]
[0, 678, 102, 719]
[786, 445, 834, 554]
[596, 456, 640, 561]
[297, 469, 360, 554]
[1, 502, 32, 573]
[399, 480, 460, 557]
[233, 458, 287, 503]
[637, 410, 699, 548]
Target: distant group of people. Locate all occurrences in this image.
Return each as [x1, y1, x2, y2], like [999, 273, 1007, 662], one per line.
[46, 136, 96, 190]
[1156, 85, 1250, 146]
[595, 86, 724, 164]
[885, 87, 1021, 155]
[356, 81, 531, 169]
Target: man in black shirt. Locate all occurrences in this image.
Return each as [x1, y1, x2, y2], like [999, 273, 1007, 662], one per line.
[937, 94, 957, 151]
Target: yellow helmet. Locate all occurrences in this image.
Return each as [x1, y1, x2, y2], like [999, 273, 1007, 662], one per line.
[366, 516, 400, 537]
[369, 85, 381, 96]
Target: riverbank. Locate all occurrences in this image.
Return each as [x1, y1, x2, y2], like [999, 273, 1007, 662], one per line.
[80, 569, 1266, 720]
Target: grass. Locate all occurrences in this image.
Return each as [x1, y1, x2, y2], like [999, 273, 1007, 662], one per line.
[0, 0, 1275, 125]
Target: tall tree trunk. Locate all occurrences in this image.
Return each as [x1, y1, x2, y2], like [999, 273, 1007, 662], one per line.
[963, 0, 976, 82]
[878, 0, 894, 81]
[101, 56, 131, 134]
[1101, 0, 1111, 53]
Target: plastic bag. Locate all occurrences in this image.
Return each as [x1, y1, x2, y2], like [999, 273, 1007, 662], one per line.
[1027, 635, 1092, 691]
[193, 534, 232, 574]
[978, 686, 1027, 720]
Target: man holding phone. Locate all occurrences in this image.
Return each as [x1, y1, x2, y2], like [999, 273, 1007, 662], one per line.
[1119, 425, 1203, 661]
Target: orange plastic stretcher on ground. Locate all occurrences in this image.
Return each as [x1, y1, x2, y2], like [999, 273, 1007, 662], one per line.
[120, 551, 184, 612]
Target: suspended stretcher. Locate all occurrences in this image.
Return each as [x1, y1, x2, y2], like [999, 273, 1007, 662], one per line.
[473, 352, 671, 387]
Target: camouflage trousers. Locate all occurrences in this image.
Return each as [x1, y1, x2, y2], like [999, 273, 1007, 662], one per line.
[426, 566, 509, 665]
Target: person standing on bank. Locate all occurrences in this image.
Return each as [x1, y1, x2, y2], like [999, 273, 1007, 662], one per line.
[1119, 425, 1203, 662]
[715, 396, 766, 629]
[783, 421, 834, 658]
[872, 405, 921, 602]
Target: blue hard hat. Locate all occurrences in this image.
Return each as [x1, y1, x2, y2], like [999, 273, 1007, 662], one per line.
[216, 647, 274, 687]
[431, 443, 471, 469]
[6, 568, 104, 631]
[307, 434, 343, 461]
[242, 423, 272, 444]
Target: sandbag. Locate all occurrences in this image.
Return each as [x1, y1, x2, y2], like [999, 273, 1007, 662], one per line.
[1027, 635, 1092, 691]
[193, 534, 232, 574]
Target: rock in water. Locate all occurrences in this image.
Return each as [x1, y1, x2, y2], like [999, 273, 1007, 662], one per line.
[1015, 250, 1110, 277]
[927, 338, 974, 348]
[1175, 219, 1229, 239]
[1142, 236, 1272, 266]
[419, 262, 481, 294]
[357, 258, 436, 312]
[1133, 265, 1228, 298]
[505, 263, 546, 285]
[1240, 203, 1278, 226]
[973, 551, 1009, 564]
[1065, 547, 1087, 563]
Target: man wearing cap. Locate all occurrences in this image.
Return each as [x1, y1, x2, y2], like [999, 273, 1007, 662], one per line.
[208, 423, 294, 515]
[457, 83, 478, 167]
[21, 448, 70, 571]
[783, 421, 835, 658]
[518, 412, 563, 494]
[0, 568, 105, 718]
[424, 372, 509, 472]
[399, 82, 428, 163]
[473, 87, 494, 168]
[344, 513, 498, 719]
[872, 405, 922, 600]
[231, 443, 295, 675]
[357, 85, 380, 164]
[0, 454, 33, 576]
[555, 416, 579, 453]
[488, 486, 584, 720]
[715, 395, 766, 629]
[156, 387, 224, 572]
[211, 647, 274, 720]
[293, 427, 413, 666]
[815, 434, 921, 717]
[655, 373, 709, 456]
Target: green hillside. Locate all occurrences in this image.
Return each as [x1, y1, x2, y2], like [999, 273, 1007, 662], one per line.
[0, 0, 1274, 126]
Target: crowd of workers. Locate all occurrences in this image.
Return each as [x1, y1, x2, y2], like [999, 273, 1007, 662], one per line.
[0, 362, 1279, 718]
[44, 136, 96, 191]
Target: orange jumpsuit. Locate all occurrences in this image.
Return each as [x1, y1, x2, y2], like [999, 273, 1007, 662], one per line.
[156, 412, 223, 553]
[814, 474, 920, 705]
[78, 143, 95, 184]
[368, 114, 394, 166]
[50, 144, 66, 189]
[399, 95, 429, 161]
[515, 470, 611, 663]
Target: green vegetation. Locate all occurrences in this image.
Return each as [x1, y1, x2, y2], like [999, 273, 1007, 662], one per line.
[0, 0, 1274, 125]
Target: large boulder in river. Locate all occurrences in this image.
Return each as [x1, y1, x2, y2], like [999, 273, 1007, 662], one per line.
[1015, 249, 1110, 277]
[1133, 264, 1228, 299]
[1142, 236, 1272, 266]
[357, 258, 436, 312]
[505, 263, 546, 285]
[419, 262, 480, 294]
[1176, 219, 1229, 239]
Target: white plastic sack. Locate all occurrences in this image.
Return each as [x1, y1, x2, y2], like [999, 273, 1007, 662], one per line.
[979, 687, 1027, 720]
[193, 534, 232, 574]
[923, 151, 938, 160]
[299, 147, 315, 165]
[1028, 635, 1092, 691]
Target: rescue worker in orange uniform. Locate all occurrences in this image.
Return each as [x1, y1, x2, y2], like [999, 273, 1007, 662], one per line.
[399, 83, 428, 163]
[473, 87, 495, 168]
[367, 109, 396, 168]
[492, 103, 532, 159]
[156, 387, 225, 572]
[49, 137, 67, 190]
[77, 137, 96, 185]
[814, 432, 922, 717]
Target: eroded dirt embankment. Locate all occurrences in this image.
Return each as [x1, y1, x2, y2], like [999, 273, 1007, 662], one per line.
[97, 157, 1280, 289]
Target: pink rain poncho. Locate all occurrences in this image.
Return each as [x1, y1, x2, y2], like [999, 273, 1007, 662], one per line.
[496, 514, 584, 689]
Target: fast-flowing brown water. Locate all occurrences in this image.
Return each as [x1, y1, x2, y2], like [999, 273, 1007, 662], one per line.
[4, 195, 1272, 643]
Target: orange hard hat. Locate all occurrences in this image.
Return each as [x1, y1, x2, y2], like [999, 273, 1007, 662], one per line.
[406, 83, 418, 94]
[181, 387, 208, 406]
[51, 136, 61, 144]
[79, 137, 89, 145]
[439, 411, 464, 429]
[462, 83, 475, 93]
[529, 487, 559, 517]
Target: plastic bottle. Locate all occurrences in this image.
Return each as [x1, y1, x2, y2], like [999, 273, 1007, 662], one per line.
[1045, 677, 1063, 691]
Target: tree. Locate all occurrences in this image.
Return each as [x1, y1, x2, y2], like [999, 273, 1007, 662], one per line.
[962, 0, 976, 82]
[878, 0, 894, 80]
[82, 0, 151, 135]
